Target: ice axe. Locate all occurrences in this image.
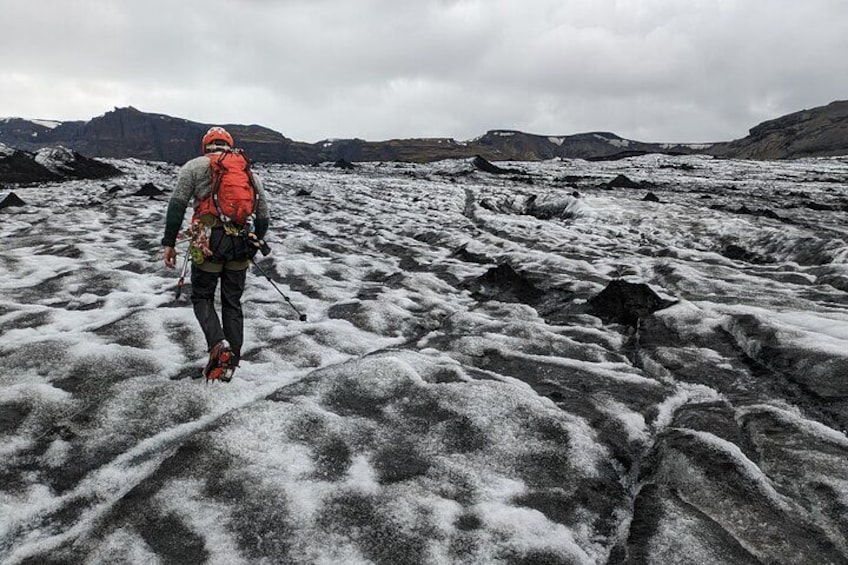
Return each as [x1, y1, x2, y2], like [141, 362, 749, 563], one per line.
[175, 245, 191, 299]
[250, 258, 307, 321]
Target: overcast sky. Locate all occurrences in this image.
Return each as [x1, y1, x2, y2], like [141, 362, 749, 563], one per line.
[2, 0, 847, 143]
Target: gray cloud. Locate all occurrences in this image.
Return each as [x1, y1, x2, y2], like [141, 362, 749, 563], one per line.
[2, 0, 847, 143]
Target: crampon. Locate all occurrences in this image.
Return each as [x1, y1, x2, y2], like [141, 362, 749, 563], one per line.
[203, 340, 236, 383]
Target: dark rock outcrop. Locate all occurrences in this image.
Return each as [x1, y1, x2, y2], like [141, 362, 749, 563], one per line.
[472, 155, 521, 175]
[711, 204, 784, 221]
[63, 154, 123, 180]
[451, 244, 492, 265]
[722, 244, 770, 264]
[0, 145, 121, 184]
[465, 263, 545, 305]
[523, 194, 580, 220]
[132, 183, 165, 197]
[0, 192, 27, 209]
[333, 159, 355, 170]
[588, 279, 676, 326]
[36, 147, 123, 180]
[605, 174, 654, 189]
[476, 192, 579, 220]
[0, 148, 60, 183]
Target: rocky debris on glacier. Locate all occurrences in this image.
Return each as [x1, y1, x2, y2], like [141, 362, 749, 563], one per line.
[131, 182, 166, 197]
[0, 143, 122, 184]
[0, 191, 27, 209]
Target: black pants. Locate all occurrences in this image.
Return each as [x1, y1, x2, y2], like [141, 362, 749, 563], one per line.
[191, 266, 247, 358]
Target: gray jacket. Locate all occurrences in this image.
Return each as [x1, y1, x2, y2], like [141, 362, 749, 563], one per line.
[162, 153, 270, 247]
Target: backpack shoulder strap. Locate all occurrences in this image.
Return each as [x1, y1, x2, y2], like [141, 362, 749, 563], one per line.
[237, 149, 260, 218]
[207, 150, 230, 221]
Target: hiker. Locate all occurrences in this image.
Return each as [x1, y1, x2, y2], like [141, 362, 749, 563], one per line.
[162, 126, 270, 381]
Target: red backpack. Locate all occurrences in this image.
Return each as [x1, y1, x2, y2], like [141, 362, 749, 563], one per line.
[194, 149, 257, 225]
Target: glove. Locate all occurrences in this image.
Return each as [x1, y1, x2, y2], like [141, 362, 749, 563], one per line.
[163, 246, 177, 268]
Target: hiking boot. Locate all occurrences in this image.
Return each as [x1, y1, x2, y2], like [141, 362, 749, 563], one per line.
[204, 340, 235, 382]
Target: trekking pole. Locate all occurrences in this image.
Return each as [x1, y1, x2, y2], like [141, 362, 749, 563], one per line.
[175, 245, 191, 299]
[250, 258, 308, 321]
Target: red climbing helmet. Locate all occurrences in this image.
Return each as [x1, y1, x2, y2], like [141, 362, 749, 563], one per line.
[201, 126, 234, 153]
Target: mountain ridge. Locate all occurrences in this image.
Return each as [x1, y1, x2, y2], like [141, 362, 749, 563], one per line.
[2, 101, 847, 163]
[709, 100, 848, 159]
